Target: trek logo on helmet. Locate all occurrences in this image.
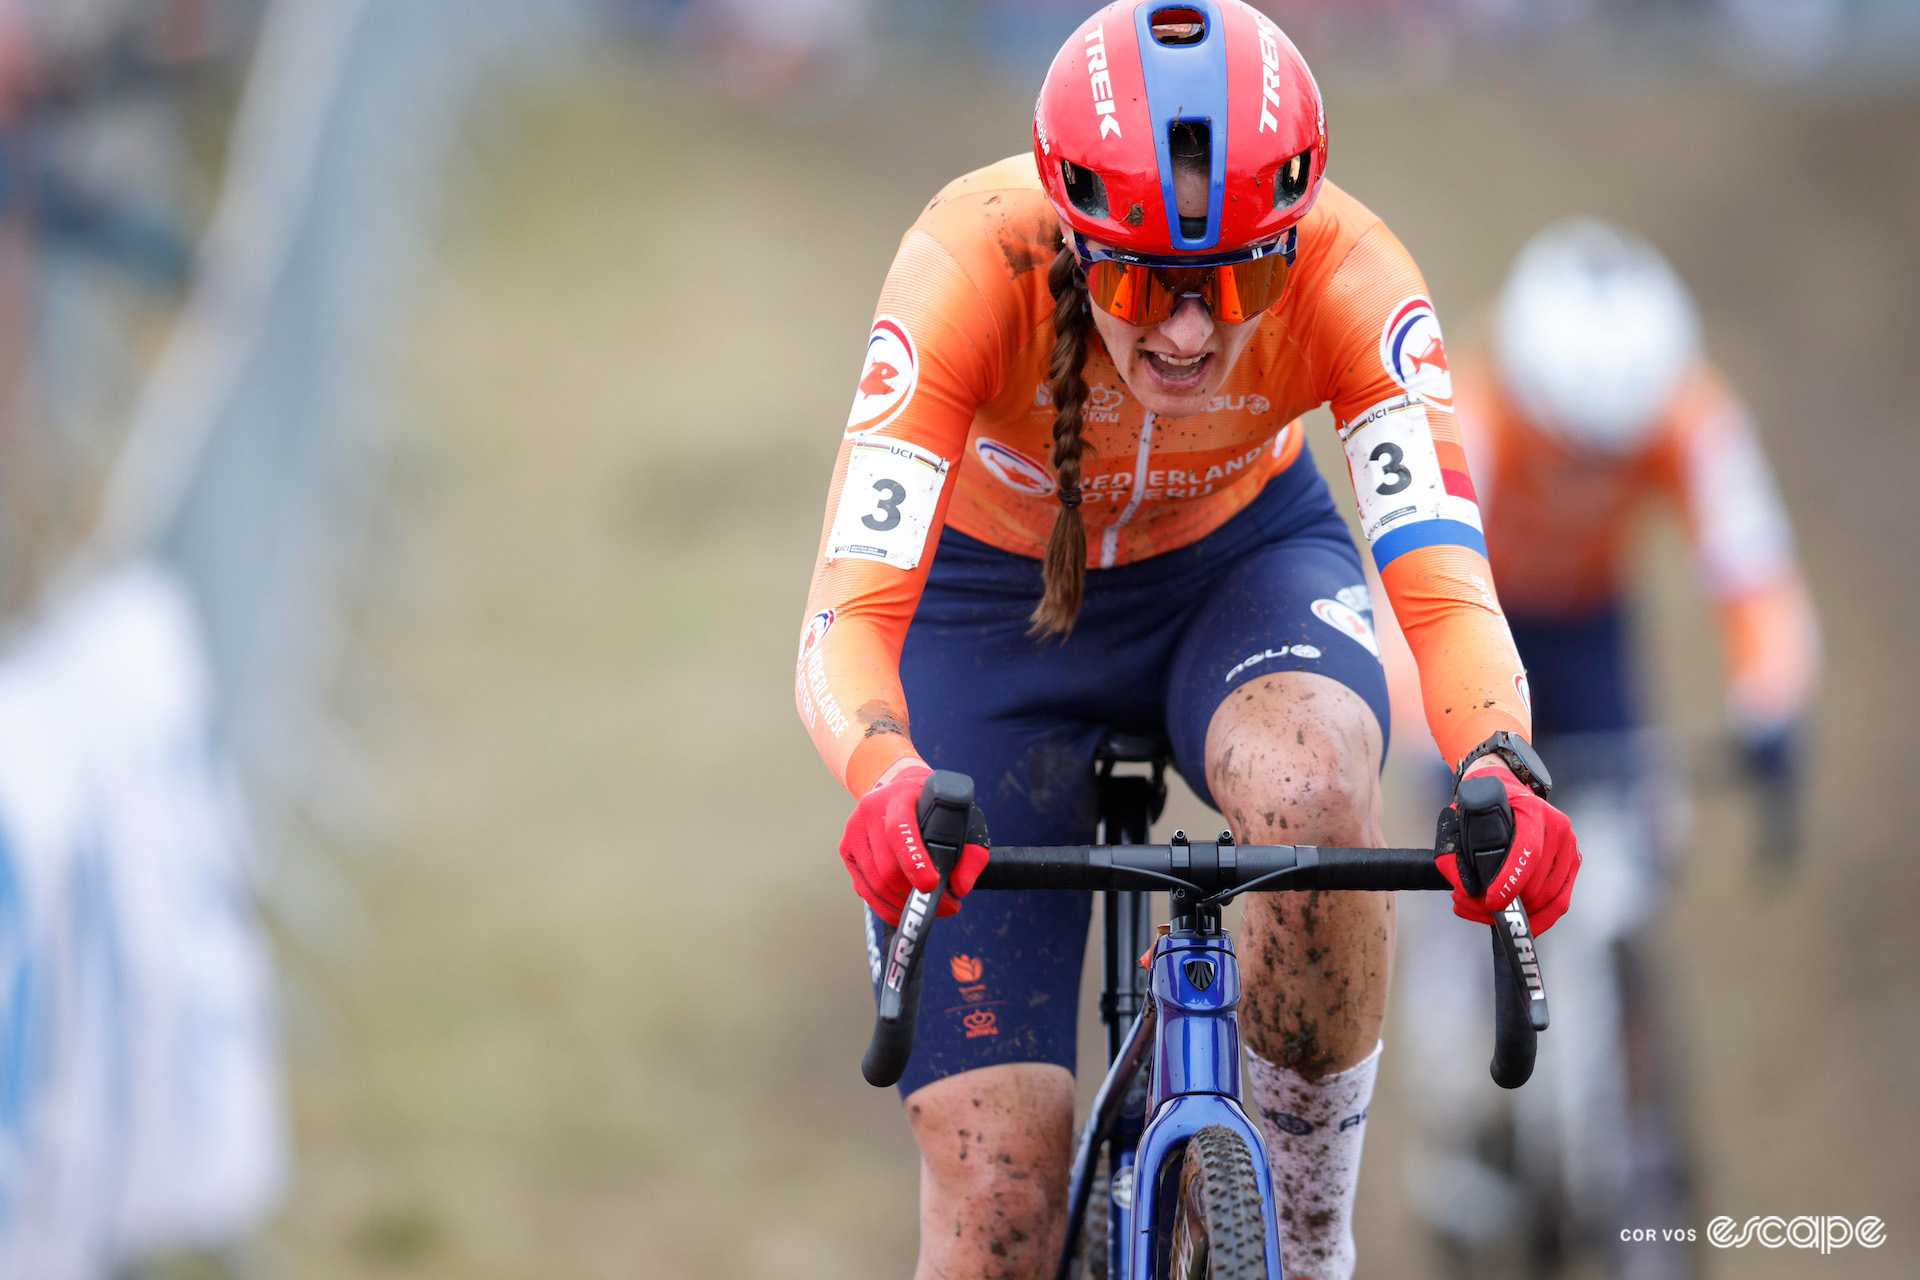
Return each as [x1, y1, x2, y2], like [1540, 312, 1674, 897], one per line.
[1380, 296, 1454, 410]
[1083, 24, 1122, 139]
[1253, 10, 1284, 132]
[846, 316, 918, 434]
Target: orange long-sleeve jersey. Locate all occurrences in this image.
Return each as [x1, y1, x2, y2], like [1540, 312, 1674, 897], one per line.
[798, 158, 1531, 795]
[1453, 359, 1819, 731]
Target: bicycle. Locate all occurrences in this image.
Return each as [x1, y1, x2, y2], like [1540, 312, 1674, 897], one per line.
[860, 734, 1554, 1280]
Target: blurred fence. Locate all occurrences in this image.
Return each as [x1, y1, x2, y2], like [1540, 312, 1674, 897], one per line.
[0, 1, 592, 1274]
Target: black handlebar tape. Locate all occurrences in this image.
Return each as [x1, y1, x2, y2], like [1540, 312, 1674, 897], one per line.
[1488, 927, 1538, 1089]
[861, 771, 976, 1088]
[1453, 772, 1549, 1087]
[1297, 846, 1450, 891]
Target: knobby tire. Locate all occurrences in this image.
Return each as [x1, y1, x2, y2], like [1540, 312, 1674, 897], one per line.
[1166, 1126, 1269, 1279]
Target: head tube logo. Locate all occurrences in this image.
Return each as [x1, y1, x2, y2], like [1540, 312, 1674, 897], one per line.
[975, 438, 1056, 496]
[1706, 1216, 1885, 1253]
[847, 316, 918, 434]
[1380, 296, 1453, 410]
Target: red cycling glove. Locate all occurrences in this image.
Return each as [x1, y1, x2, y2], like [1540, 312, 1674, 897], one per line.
[839, 764, 991, 927]
[1435, 759, 1581, 934]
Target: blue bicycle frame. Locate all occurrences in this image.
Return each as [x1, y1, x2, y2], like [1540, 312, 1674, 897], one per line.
[1094, 921, 1287, 1278]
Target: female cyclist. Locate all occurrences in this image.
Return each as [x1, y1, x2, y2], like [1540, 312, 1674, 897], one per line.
[796, 5, 1580, 1277]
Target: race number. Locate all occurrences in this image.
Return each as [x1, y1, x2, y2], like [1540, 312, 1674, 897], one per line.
[1341, 396, 1453, 542]
[827, 437, 951, 569]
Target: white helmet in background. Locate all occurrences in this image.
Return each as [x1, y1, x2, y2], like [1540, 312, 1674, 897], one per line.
[1493, 218, 1702, 454]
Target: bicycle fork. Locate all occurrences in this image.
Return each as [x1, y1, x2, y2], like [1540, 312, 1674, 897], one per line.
[1124, 925, 1287, 1278]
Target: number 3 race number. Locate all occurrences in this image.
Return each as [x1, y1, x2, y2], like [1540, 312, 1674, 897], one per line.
[827, 438, 951, 570]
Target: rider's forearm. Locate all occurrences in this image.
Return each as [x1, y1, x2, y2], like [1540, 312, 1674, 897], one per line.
[1716, 574, 1820, 733]
[794, 596, 926, 795]
[1385, 544, 1533, 767]
[798, 418, 966, 794]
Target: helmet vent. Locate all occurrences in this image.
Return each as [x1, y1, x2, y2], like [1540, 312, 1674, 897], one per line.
[1169, 120, 1212, 239]
[1061, 160, 1109, 220]
[1149, 7, 1207, 46]
[1273, 150, 1311, 212]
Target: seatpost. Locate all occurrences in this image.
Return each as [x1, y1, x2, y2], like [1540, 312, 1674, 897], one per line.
[1096, 747, 1165, 1063]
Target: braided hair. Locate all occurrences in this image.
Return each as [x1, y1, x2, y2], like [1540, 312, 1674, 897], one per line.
[1030, 238, 1095, 637]
[1032, 125, 1213, 637]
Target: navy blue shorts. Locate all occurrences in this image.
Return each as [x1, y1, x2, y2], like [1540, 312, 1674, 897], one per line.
[867, 448, 1391, 1096]
[1505, 605, 1638, 737]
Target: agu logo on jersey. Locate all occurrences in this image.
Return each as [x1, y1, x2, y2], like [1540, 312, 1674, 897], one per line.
[975, 438, 1056, 496]
[1379, 296, 1453, 410]
[846, 316, 918, 434]
[1311, 597, 1381, 657]
[1515, 671, 1532, 714]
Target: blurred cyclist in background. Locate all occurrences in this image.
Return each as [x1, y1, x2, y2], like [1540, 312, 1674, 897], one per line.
[1473, 217, 1817, 829]
[1392, 218, 1820, 1280]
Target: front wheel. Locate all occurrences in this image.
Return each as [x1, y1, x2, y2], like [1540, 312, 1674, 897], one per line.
[1166, 1126, 1270, 1279]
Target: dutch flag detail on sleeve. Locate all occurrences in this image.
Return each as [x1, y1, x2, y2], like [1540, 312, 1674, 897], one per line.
[1340, 395, 1485, 571]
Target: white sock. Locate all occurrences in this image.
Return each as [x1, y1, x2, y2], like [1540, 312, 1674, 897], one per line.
[1243, 1041, 1382, 1280]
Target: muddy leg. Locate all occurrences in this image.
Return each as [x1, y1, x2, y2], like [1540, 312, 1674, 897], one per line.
[904, 1062, 1075, 1280]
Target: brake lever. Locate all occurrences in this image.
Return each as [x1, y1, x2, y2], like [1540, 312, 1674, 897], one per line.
[861, 771, 974, 1087]
[1451, 775, 1549, 1088]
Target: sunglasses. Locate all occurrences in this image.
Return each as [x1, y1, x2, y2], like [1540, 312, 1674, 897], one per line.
[1074, 228, 1297, 326]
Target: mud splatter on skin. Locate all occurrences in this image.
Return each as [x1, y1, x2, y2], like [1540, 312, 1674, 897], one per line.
[857, 700, 910, 739]
[1203, 673, 1395, 1077]
[905, 1066, 1075, 1277]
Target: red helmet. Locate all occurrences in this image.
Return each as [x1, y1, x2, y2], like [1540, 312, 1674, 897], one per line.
[1033, 1, 1326, 257]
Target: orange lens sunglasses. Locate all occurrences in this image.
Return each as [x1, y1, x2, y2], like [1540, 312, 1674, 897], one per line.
[1075, 229, 1296, 326]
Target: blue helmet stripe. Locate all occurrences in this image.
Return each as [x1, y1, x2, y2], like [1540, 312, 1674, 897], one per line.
[1132, 0, 1229, 252]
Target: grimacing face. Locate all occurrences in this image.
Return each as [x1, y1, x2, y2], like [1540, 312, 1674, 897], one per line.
[1083, 279, 1266, 419]
[1066, 165, 1271, 419]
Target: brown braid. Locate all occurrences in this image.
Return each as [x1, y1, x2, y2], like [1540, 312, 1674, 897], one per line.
[1030, 239, 1095, 637]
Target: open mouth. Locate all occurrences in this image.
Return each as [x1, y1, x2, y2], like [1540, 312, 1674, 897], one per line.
[1142, 350, 1213, 391]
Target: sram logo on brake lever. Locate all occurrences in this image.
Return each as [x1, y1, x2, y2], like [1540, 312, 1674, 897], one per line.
[883, 891, 937, 992]
[1497, 899, 1547, 1009]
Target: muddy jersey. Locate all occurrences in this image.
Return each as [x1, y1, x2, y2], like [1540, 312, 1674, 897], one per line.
[1455, 359, 1818, 729]
[799, 157, 1530, 794]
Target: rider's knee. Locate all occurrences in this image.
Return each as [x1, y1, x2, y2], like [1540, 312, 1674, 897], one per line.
[907, 1063, 1074, 1214]
[1205, 675, 1380, 843]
